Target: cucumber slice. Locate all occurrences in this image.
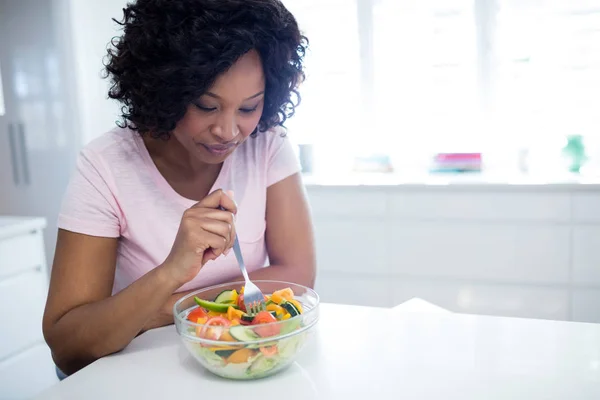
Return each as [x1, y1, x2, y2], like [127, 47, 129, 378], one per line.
[241, 311, 277, 322]
[280, 300, 300, 317]
[215, 349, 237, 358]
[241, 313, 254, 323]
[214, 289, 237, 304]
[247, 340, 278, 349]
[229, 325, 260, 342]
[194, 297, 238, 313]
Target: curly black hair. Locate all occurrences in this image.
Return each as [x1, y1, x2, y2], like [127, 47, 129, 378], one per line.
[104, 0, 307, 140]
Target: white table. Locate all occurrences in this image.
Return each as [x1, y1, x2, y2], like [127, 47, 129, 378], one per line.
[34, 299, 600, 399]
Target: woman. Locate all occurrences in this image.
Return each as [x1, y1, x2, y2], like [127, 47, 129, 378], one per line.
[42, 0, 315, 376]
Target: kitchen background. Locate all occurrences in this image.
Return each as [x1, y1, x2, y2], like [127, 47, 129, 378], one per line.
[2, 0, 600, 398]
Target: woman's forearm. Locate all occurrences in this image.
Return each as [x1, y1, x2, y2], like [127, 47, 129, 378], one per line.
[139, 288, 197, 333]
[46, 264, 180, 375]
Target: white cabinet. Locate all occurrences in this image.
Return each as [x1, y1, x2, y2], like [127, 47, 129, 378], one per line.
[572, 226, 600, 286]
[0, 0, 83, 264]
[571, 289, 600, 324]
[315, 272, 392, 307]
[306, 186, 600, 323]
[391, 278, 569, 321]
[387, 222, 570, 284]
[0, 217, 57, 400]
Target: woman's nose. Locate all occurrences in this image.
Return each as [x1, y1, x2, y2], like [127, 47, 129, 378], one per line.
[212, 113, 239, 141]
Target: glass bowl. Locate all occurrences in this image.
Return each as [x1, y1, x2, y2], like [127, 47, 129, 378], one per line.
[173, 280, 319, 380]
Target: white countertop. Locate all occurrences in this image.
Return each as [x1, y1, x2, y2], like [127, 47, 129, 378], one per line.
[34, 299, 600, 399]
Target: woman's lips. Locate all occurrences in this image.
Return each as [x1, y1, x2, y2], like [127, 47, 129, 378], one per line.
[200, 143, 237, 155]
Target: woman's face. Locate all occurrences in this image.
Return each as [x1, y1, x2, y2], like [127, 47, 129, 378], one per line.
[173, 50, 266, 164]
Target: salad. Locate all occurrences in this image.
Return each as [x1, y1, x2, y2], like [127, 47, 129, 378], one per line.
[181, 286, 309, 379]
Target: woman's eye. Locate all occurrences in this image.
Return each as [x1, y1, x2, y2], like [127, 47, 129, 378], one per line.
[194, 104, 217, 112]
[239, 107, 258, 114]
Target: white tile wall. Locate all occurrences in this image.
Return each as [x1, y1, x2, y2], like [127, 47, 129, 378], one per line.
[306, 186, 600, 323]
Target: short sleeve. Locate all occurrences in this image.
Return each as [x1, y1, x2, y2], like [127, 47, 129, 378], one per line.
[266, 131, 302, 187]
[57, 149, 122, 238]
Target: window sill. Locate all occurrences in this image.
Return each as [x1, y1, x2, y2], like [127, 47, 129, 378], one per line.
[301, 171, 600, 191]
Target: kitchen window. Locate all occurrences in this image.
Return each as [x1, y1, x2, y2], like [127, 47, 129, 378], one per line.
[282, 0, 600, 179]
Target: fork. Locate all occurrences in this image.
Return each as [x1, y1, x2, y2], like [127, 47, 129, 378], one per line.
[230, 234, 266, 315]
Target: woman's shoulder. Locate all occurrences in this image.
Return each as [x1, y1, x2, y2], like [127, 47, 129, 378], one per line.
[235, 126, 301, 186]
[237, 126, 294, 160]
[77, 126, 143, 167]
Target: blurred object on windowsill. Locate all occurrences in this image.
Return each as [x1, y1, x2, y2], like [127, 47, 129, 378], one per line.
[352, 153, 394, 173]
[430, 153, 482, 173]
[297, 144, 314, 174]
[518, 148, 530, 174]
[562, 135, 587, 173]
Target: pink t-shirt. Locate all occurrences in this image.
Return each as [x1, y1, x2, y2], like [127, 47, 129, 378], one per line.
[58, 126, 301, 294]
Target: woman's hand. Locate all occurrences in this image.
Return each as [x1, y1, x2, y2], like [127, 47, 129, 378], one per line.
[161, 189, 237, 286]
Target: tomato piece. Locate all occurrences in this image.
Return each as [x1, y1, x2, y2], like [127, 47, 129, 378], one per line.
[259, 346, 278, 357]
[194, 317, 207, 337]
[187, 307, 208, 322]
[252, 310, 277, 324]
[206, 316, 230, 327]
[237, 294, 246, 313]
[252, 311, 281, 337]
[200, 316, 231, 340]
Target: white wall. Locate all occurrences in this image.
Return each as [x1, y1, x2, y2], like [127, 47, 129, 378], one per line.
[307, 184, 600, 323]
[67, 0, 125, 144]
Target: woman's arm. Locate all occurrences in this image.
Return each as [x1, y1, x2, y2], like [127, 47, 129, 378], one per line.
[43, 190, 237, 375]
[139, 288, 197, 333]
[248, 172, 316, 287]
[42, 230, 180, 374]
